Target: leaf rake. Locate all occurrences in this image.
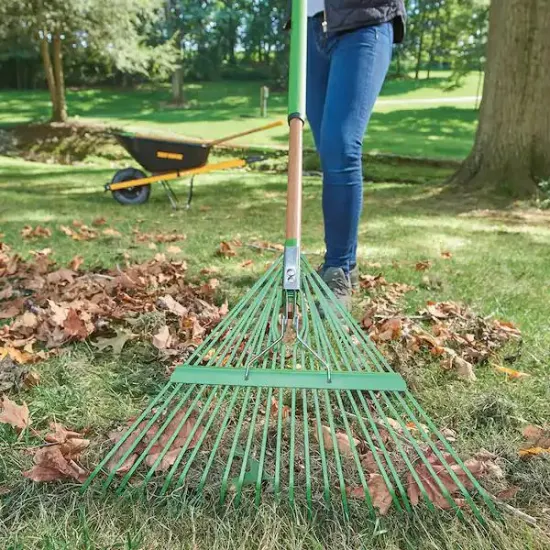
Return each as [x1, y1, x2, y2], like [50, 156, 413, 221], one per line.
[84, 0, 500, 523]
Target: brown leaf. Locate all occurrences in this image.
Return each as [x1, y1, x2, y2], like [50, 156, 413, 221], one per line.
[22, 370, 40, 388]
[218, 241, 237, 257]
[46, 268, 76, 285]
[0, 285, 13, 300]
[157, 295, 187, 316]
[93, 329, 135, 355]
[21, 225, 52, 239]
[48, 300, 69, 326]
[107, 408, 203, 474]
[495, 486, 520, 500]
[63, 309, 88, 340]
[152, 325, 172, 350]
[521, 424, 550, 449]
[0, 396, 30, 431]
[415, 260, 431, 271]
[270, 397, 290, 420]
[92, 217, 107, 226]
[241, 259, 254, 268]
[441, 251, 452, 259]
[318, 425, 360, 458]
[454, 355, 476, 382]
[166, 245, 182, 254]
[347, 474, 393, 515]
[23, 444, 88, 483]
[69, 256, 84, 270]
[44, 422, 84, 444]
[200, 266, 220, 275]
[102, 228, 122, 238]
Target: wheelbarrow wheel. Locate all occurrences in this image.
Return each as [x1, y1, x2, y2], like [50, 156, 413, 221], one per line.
[111, 168, 151, 205]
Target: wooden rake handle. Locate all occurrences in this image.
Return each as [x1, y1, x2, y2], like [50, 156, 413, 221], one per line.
[209, 120, 284, 147]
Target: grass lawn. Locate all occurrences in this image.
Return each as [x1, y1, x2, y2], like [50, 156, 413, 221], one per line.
[0, 154, 549, 549]
[0, 72, 481, 159]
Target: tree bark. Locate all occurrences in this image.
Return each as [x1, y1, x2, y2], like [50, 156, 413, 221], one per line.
[171, 67, 185, 104]
[52, 31, 67, 122]
[39, 33, 58, 118]
[449, 0, 550, 197]
[414, 6, 426, 80]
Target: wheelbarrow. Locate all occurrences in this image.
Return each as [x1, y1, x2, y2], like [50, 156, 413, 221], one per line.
[105, 120, 284, 209]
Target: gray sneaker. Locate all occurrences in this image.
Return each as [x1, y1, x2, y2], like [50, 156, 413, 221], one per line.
[319, 266, 352, 312]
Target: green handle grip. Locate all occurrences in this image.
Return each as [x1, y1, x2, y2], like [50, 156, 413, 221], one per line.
[288, 0, 307, 119]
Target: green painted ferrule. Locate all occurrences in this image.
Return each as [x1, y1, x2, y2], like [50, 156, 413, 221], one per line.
[288, 0, 307, 119]
[170, 366, 407, 392]
[284, 238, 298, 246]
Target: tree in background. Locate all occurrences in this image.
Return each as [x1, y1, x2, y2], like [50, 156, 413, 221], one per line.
[450, 0, 550, 196]
[0, 0, 179, 122]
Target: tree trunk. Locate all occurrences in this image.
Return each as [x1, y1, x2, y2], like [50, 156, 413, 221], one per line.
[171, 67, 185, 104]
[414, 8, 426, 80]
[52, 31, 67, 122]
[39, 33, 58, 118]
[449, 0, 550, 197]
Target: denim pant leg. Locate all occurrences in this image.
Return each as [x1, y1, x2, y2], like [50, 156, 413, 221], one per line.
[306, 17, 330, 152]
[319, 23, 393, 273]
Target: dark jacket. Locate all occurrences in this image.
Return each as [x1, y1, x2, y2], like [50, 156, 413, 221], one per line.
[288, 0, 406, 44]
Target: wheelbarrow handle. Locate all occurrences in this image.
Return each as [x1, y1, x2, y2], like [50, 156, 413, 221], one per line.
[209, 120, 284, 147]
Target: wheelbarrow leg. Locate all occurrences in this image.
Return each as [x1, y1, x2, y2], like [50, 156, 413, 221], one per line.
[186, 176, 195, 210]
[161, 180, 179, 210]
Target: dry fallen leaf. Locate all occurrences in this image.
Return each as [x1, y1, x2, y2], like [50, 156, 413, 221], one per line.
[270, 396, 291, 420]
[166, 245, 182, 254]
[92, 217, 107, 226]
[24, 423, 89, 483]
[93, 329, 135, 355]
[0, 396, 30, 431]
[158, 295, 187, 316]
[69, 255, 84, 271]
[415, 260, 431, 271]
[347, 474, 393, 515]
[152, 325, 172, 351]
[218, 241, 237, 257]
[107, 408, 203, 474]
[241, 259, 254, 268]
[318, 425, 360, 458]
[102, 228, 122, 238]
[63, 309, 89, 340]
[441, 251, 452, 259]
[494, 365, 530, 379]
[21, 225, 52, 239]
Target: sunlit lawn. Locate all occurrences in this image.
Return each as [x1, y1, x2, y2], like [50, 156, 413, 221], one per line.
[0, 71, 481, 159]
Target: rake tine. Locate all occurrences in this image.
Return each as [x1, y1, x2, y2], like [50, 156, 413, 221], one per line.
[195, 386, 241, 494]
[117, 384, 205, 493]
[162, 385, 231, 495]
[255, 385, 274, 506]
[102, 384, 186, 492]
[234, 387, 264, 505]
[405, 392, 500, 518]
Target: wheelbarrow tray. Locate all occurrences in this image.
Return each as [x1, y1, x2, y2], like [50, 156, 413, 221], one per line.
[115, 132, 210, 173]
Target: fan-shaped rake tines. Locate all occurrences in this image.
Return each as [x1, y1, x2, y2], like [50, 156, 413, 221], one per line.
[84, 257, 500, 522]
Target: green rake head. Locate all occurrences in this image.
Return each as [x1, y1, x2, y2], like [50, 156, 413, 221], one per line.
[84, 258, 499, 523]
[84, 0, 499, 523]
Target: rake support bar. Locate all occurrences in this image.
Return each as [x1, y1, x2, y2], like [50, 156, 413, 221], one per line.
[171, 367, 406, 391]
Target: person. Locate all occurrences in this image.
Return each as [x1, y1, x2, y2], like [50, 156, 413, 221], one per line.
[299, 0, 406, 310]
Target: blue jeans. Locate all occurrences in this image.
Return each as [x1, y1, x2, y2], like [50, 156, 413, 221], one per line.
[306, 17, 393, 274]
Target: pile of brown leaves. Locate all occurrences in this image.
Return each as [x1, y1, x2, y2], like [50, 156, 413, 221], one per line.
[0, 242, 227, 376]
[359, 273, 522, 381]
